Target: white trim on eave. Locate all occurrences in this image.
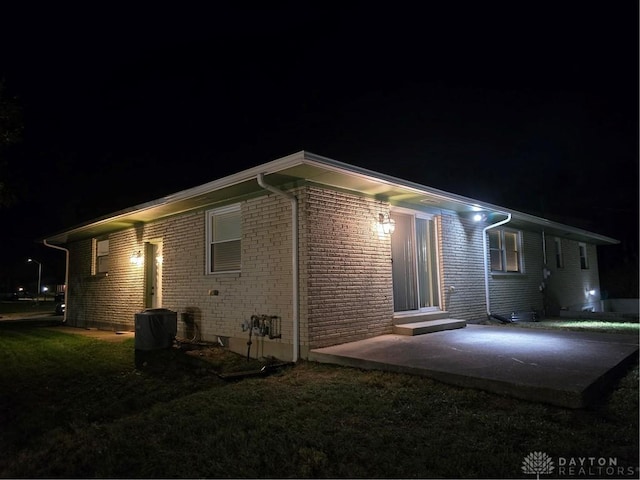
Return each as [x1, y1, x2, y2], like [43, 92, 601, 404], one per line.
[41, 151, 309, 244]
[164, 151, 307, 203]
[302, 151, 503, 211]
[41, 150, 619, 246]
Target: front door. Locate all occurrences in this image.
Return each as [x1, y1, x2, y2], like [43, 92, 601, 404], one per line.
[145, 241, 163, 308]
[390, 211, 440, 312]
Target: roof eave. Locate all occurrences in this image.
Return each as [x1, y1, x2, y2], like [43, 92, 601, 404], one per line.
[42, 150, 619, 246]
[42, 151, 309, 244]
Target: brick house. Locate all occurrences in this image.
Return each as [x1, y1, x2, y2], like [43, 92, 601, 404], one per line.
[43, 151, 618, 361]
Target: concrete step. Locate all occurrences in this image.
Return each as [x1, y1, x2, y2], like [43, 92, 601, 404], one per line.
[392, 310, 450, 325]
[393, 318, 466, 336]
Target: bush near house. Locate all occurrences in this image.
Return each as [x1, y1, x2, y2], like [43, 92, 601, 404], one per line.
[0, 324, 637, 478]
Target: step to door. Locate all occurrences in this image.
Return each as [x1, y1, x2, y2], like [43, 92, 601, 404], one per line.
[393, 319, 466, 336]
[392, 310, 450, 325]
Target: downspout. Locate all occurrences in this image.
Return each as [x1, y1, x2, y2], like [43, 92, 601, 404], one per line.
[43, 240, 69, 323]
[482, 213, 512, 319]
[256, 173, 299, 362]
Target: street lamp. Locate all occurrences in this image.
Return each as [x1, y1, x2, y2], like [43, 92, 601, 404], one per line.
[27, 258, 42, 304]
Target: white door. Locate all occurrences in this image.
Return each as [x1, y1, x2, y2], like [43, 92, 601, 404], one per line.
[145, 241, 163, 308]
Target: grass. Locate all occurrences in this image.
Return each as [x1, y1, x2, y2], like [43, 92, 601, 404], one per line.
[501, 317, 640, 335]
[0, 300, 59, 317]
[0, 322, 638, 478]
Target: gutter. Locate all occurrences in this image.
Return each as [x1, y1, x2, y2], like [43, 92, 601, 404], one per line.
[43, 240, 69, 323]
[256, 173, 299, 362]
[482, 213, 512, 318]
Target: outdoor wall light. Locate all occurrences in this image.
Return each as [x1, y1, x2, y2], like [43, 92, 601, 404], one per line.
[473, 212, 487, 222]
[130, 251, 144, 266]
[378, 213, 396, 235]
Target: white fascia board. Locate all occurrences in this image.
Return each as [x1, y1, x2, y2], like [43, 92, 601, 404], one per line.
[301, 152, 619, 245]
[302, 151, 511, 212]
[42, 151, 308, 244]
[163, 150, 307, 203]
[508, 211, 620, 245]
[43, 150, 618, 246]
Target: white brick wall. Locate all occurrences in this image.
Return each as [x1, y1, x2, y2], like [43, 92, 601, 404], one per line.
[486, 229, 545, 317]
[64, 184, 603, 360]
[545, 238, 601, 313]
[65, 186, 394, 359]
[439, 213, 487, 321]
[66, 196, 297, 359]
[300, 187, 394, 349]
[439, 213, 545, 321]
[66, 231, 146, 331]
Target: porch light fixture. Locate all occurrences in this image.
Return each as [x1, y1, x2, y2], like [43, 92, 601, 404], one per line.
[473, 213, 487, 222]
[378, 213, 396, 235]
[130, 250, 144, 266]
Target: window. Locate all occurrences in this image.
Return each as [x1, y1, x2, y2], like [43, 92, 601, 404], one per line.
[488, 229, 522, 273]
[579, 242, 589, 269]
[94, 238, 109, 274]
[207, 204, 241, 273]
[554, 237, 564, 268]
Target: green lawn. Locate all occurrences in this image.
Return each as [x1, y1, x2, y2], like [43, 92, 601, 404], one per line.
[0, 323, 637, 478]
[0, 299, 59, 317]
[501, 317, 640, 335]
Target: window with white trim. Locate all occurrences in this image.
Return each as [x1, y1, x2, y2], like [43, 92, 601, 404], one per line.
[207, 204, 241, 273]
[488, 229, 522, 273]
[93, 238, 109, 275]
[554, 237, 564, 269]
[579, 242, 589, 269]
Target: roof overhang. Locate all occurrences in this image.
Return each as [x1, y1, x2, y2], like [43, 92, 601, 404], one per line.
[42, 151, 619, 246]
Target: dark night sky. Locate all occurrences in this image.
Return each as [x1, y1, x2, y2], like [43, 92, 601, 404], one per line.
[0, 2, 638, 293]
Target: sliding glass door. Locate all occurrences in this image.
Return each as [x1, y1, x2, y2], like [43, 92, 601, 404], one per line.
[391, 211, 440, 312]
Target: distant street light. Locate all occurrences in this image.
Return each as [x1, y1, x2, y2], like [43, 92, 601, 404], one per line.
[27, 258, 42, 304]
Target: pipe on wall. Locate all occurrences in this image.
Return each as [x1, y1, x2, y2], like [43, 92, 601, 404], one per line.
[42, 239, 70, 323]
[482, 213, 512, 318]
[256, 173, 299, 362]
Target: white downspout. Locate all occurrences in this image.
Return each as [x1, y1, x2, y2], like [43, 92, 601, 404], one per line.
[43, 239, 69, 323]
[482, 213, 512, 318]
[256, 173, 299, 362]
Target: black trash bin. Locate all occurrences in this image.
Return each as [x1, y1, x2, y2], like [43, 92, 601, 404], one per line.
[134, 308, 177, 367]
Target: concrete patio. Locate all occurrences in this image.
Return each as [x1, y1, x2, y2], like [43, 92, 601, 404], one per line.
[309, 324, 639, 408]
